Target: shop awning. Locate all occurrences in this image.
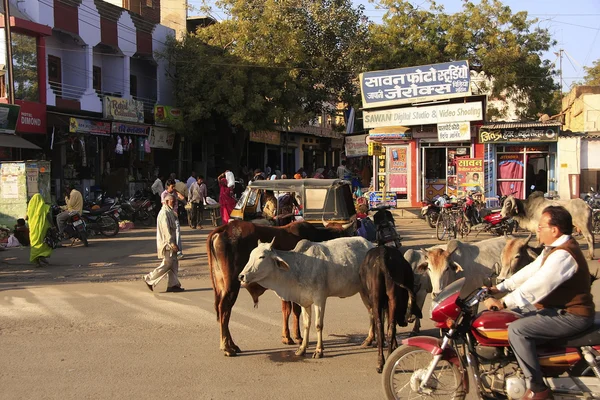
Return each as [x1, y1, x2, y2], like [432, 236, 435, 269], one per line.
[0, 133, 41, 149]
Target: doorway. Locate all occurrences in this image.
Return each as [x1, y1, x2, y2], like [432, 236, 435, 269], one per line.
[421, 142, 472, 201]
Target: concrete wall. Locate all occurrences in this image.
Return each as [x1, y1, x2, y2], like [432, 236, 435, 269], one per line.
[557, 136, 581, 199]
[160, 0, 186, 39]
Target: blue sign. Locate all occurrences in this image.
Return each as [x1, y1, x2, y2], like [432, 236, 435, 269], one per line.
[359, 61, 471, 109]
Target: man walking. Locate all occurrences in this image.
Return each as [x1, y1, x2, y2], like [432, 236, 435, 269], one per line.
[162, 179, 185, 259]
[143, 194, 184, 293]
[188, 175, 207, 229]
[151, 174, 164, 211]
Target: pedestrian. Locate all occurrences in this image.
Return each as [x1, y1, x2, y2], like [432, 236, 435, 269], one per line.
[218, 171, 237, 224]
[186, 171, 197, 189]
[169, 172, 180, 183]
[188, 174, 207, 229]
[252, 169, 264, 182]
[337, 160, 351, 180]
[143, 193, 185, 293]
[161, 179, 185, 259]
[151, 174, 164, 211]
[57, 184, 83, 238]
[26, 194, 52, 267]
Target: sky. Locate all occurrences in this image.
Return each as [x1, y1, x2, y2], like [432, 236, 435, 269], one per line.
[188, 0, 600, 90]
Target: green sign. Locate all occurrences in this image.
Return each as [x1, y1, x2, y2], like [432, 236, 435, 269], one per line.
[0, 104, 21, 134]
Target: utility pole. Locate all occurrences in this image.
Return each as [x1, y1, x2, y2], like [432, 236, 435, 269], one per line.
[559, 48, 564, 95]
[2, 0, 14, 103]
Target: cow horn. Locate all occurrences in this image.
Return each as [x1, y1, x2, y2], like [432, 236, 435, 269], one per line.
[524, 233, 533, 245]
[322, 217, 330, 228]
[341, 216, 356, 230]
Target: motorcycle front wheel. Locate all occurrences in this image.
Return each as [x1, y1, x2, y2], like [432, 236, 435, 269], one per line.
[426, 212, 438, 229]
[99, 215, 120, 237]
[382, 345, 465, 400]
[137, 210, 154, 227]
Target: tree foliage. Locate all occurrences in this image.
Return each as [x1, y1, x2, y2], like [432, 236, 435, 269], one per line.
[583, 59, 600, 86]
[368, 0, 558, 118]
[12, 32, 39, 101]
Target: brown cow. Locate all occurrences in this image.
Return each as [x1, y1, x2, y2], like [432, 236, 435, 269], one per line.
[207, 220, 354, 356]
[497, 234, 543, 282]
[359, 246, 421, 373]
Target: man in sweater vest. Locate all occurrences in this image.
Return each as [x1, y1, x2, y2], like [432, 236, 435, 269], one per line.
[484, 206, 595, 400]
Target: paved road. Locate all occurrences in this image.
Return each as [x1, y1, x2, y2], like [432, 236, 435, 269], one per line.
[1, 217, 598, 400]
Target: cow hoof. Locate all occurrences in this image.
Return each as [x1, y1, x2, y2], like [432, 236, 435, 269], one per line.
[293, 336, 303, 344]
[312, 351, 323, 359]
[223, 350, 238, 357]
[360, 339, 373, 348]
[295, 348, 306, 356]
[376, 366, 383, 374]
[282, 337, 295, 345]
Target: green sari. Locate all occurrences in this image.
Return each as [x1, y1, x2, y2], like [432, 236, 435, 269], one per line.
[26, 194, 52, 263]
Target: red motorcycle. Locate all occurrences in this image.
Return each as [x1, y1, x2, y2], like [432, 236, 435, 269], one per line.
[382, 278, 600, 399]
[474, 193, 518, 237]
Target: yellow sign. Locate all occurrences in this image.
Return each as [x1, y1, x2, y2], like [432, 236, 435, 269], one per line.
[368, 142, 383, 156]
[103, 96, 144, 123]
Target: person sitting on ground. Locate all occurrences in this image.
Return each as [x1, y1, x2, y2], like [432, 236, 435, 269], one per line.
[14, 218, 30, 247]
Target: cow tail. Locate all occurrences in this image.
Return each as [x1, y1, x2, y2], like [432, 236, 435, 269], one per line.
[206, 231, 220, 321]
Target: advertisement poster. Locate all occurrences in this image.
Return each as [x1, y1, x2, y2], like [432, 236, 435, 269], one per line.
[0, 103, 21, 134]
[154, 105, 182, 126]
[456, 158, 484, 197]
[26, 167, 39, 197]
[1, 174, 19, 199]
[388, 147, 407, 173]
[148, 127, 175, 149]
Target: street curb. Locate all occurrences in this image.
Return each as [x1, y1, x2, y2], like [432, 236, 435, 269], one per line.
[390, 208, 422, 219]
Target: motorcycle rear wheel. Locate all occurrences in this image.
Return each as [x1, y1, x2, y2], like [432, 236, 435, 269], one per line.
[79, 231, 89, 247]
[426, 212, 438, 229]
[99, 216, 120, 237]
[382, 345, 465, 400]
[138, 210, 154, 227]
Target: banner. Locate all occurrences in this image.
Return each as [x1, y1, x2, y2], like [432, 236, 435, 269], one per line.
[15, 100, 46, 134]
[360, 60, 471, 109]
[344, 134, 368, 157]
[369, 191, 397, 208]
[364, 101, 483, 129]
[69, 118, 111, 136]
[148, 127, 175, 149]
[111, 122, 151, 136]
[388, 147, 407, 173]
[250, 130, 280, 145]
[437, 121, 470, 142]
[456, 158, 484, 197]
[479, 126, 559, 143]
[0, 104, 21, 134]
[103, 96, 144, 123]
[154, 105, 182, 126]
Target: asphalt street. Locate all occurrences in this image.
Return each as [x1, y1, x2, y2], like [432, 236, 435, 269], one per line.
[1, 216, 598, 400]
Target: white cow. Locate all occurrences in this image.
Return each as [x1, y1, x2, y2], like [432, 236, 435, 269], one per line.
[238, 236, 374, 358]
[415, 236, 507, 299]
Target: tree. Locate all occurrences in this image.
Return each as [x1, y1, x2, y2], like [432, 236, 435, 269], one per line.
[162, 0, 371, 172]
[367, 0, 559, 118]
[583, 59, 600, 86]
[12, 32, 39, 101]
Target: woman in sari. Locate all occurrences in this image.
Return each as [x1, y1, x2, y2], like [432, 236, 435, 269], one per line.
[26, 194, 53, 267]
[218, 171, 237, 224]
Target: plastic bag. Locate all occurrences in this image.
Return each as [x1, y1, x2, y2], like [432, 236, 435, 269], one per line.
[206, 197, 218, 205]
[225, 171, 235, 188]
[7, 234, 21, 247]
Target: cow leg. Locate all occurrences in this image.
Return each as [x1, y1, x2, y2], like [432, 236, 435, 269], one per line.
[359, 290, 375, 348]
[291, 302, 303, 344]
[313, 302, 326, 359]
[410, 286, 428, 336]
[281, 301, 295, 345]
[584, 227, 595, 260]
[388, 296, 398, 353]
[219, 288, 242, 356]
[375, 305, 385, 373]
[296, 306, 312, 357]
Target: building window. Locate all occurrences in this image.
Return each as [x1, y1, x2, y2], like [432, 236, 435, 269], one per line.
[93, 66, 102, 91]
[130, 74, 137, 97]
[48, 55, 62, 98]
[12, 32, 39, 101]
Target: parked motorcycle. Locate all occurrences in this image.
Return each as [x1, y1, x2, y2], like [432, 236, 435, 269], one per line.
[371, 205, 402, 248]
[382, 277, 600, 400]
[116, 191, 155, 227]
[473, 192, 518, 237]
[48, 205, 88, 247]
[81, 205, 120, 237]
[420, 195, 445, 229]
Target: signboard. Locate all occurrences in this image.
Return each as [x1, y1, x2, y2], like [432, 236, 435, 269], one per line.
[479, 126, 559, 143]
[388, 147, 407, 173]
[456, 158, 484, 197]
[345, 134, 368, 157]
[0, 103, 21, 134]
[250, 130, 281, 145]
[360, 61, 471, 109]
[368, 132, 412, 141]
[69, 118, 111, 136]
[26, 167, 38, 197]
[364, 101, 483, 129]
[438, 121, 470, 142]
[15, 100, 46, 134]
[154, 105, 182, 126]
[111, 122, 151, 136]
[103, 96, 144, 123]
[148, 127, 175, 149]
[368, 142, 383, 156]
[369, 191, 397, 208]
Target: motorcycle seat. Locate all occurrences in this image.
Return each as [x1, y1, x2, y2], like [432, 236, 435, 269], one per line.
[543, 313, 600, 347]
[84, 206, 112, 216]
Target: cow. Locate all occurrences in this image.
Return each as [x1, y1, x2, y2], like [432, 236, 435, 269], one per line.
[416, 237, 508, 299]
[207, 220, 354, 357]
[497, 234, 543, 282]
[238, 237, 374, 359]
[358, 246, 421, 373]
[501, 191, 595, 259]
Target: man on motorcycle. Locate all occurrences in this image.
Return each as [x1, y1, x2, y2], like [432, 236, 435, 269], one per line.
[57, 184, 83, 237]
[484, 206, 595, 400]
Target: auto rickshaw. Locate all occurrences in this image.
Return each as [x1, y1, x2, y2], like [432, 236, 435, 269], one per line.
[229, 179, 356, 227]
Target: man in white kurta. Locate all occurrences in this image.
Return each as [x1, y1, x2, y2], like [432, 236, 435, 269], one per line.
[143, 194, 185, 292]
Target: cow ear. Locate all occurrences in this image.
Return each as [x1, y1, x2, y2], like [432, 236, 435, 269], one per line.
[447, 240, 459, 256]
[452, 262, 464, 272]
[274, 256, 290, 271]
[416, 262, 429, 272]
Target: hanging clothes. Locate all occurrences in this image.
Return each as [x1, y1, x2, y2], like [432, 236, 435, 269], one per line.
[115, 136, 123, 154]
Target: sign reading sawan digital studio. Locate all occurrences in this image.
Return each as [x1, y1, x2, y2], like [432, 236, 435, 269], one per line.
[363, 102, 483, 129]
[359, 61, 471, 108]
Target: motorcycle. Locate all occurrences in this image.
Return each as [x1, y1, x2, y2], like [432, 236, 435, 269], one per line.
[382, 277, 600, 400]
[421, 195, 446, 229]
[116, 191, 155, 227]
[581, 188, 600, 234]
[81, 204, 120, 237]
[48, 205, 88, 247]
[473, 192, 518, 237]
[371, 204, 402, 248]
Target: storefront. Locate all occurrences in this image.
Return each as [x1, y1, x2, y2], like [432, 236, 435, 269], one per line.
[479, 122, 560, 202]
[344, 133, 372, 188]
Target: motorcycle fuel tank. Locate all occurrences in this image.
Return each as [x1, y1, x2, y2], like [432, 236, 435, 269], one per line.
[483, 212, 504, 224]
[471, 310, 522, 346]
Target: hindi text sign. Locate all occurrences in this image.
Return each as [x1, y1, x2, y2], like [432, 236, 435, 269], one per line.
[479, 126, 559, 143]
[438, 121, 470, 142]
[456, 158, 484, 197]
